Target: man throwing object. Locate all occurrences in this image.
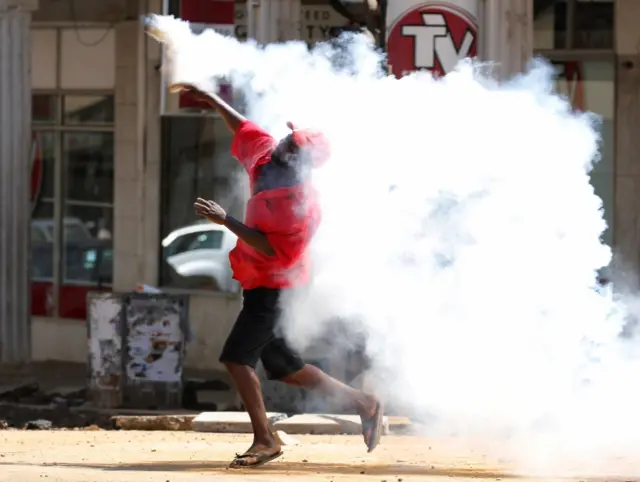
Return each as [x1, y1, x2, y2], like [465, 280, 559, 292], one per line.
[179, 83, 383, 468]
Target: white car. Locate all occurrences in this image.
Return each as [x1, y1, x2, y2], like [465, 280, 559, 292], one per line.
[161, 222, 240, 292]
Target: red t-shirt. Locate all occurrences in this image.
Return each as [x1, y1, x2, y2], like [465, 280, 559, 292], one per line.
[228, 120, 321, 290]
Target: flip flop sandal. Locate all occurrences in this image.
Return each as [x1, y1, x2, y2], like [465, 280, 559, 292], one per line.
[229, 450, 284, 469]
[361, 401, 384, 453]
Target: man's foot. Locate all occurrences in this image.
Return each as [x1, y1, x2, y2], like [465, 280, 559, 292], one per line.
[358, 396, 384, 453]
[229, 442, 283, 469]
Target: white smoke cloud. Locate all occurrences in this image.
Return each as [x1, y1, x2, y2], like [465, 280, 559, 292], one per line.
[146, 15, 640, 475]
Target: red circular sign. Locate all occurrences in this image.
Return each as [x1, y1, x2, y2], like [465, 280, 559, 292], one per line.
[387, 2, 477, 78]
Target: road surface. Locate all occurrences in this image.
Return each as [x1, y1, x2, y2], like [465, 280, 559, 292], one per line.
[0, 430, 637, 481]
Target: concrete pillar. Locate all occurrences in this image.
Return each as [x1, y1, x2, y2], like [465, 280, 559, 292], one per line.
[613, 0, 640, 278]
[143, 0, 163, 286]
[0, 0, 38, 365]
[256, 0, 301, 43]
[480, 0, 533, 78]
[113, 20, 145, 291]
[275, 0, 301, 42]
[113, 0, 162, 291]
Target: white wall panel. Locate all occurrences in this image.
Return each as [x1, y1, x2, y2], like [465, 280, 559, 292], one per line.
[61, 28, 115, 89]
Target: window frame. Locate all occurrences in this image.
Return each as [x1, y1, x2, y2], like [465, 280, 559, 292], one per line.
[534, 0, 615, 52]
[31, 91, 116, 293]
[31, 25, 117, 317]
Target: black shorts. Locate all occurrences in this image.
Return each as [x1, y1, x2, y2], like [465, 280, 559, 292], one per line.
[219, 287, 305, 380]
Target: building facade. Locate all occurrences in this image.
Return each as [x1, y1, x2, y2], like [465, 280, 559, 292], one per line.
[0, 0, 637, 369]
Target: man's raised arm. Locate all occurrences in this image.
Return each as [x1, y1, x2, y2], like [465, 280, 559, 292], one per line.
[142, 16, 245, 133]
[171, 83, 246, 133]
[171, 84, 276, 175]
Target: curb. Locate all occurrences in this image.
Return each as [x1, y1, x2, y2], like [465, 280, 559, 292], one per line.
[0, 401, 413, 434]
[112, 414, 197, 431]
[112, 412, 411, 434]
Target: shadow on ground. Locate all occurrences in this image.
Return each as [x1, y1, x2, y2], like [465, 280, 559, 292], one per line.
[0, 460, 518, 478]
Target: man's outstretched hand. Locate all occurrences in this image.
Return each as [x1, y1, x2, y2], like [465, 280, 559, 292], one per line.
[170, 83, 216, 105]
[169, 82, 197, 94]
[194, 198, 227, 224]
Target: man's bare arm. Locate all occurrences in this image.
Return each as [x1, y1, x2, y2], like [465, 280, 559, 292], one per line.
[194, 198, 275, 256]
[173, 83, 246, 133]
[223, 216, 275, 256]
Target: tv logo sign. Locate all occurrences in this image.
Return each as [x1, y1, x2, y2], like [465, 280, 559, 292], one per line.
[387, 2, 478, 78]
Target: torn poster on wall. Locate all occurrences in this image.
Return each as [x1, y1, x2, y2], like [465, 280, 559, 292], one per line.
[87, 292, 123, 407]
[123, 294, 188, 383]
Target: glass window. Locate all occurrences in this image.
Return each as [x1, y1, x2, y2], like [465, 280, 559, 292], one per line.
[63, 95, 115, 125]
[63, 204, 113, 285]
[32, 131, 55, 201]
[63, 132, 114, 203]
[30, 29, 116, 318]
[573, 0, 614, 50]
[534, 0, 560, 50]
[159, 116, 242, 292]
[98, 248, 114, 283]
[32, 94, 57, 124]
[31, 224, 50, 244]
[188, 230, 224, 250]
[534, 0, 614, 50]
[31, 200, 55, 281]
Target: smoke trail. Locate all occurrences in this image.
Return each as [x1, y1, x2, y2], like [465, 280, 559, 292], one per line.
[146, 15, 640, 473]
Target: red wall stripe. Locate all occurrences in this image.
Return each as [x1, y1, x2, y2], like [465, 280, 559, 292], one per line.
[180, 0, 235, 25]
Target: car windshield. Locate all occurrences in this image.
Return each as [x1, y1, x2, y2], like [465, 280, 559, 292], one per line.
[31, 226, 49, 243]
[64, 224, 91, 242]
[165, 230, 224, 257]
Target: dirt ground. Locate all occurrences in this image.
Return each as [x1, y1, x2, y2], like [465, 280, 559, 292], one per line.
[0, 431, 638, 482]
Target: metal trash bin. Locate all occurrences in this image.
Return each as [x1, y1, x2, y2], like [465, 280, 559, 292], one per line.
[87, 292, 189, 409]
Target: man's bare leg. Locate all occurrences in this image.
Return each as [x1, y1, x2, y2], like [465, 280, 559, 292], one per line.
[282, 364, 383, 451]
[223, 362, 281, 467]
[281, 363, 378, 417]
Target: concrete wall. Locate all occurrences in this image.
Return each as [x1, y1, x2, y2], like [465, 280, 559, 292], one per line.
[32, 316, 87, 363]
